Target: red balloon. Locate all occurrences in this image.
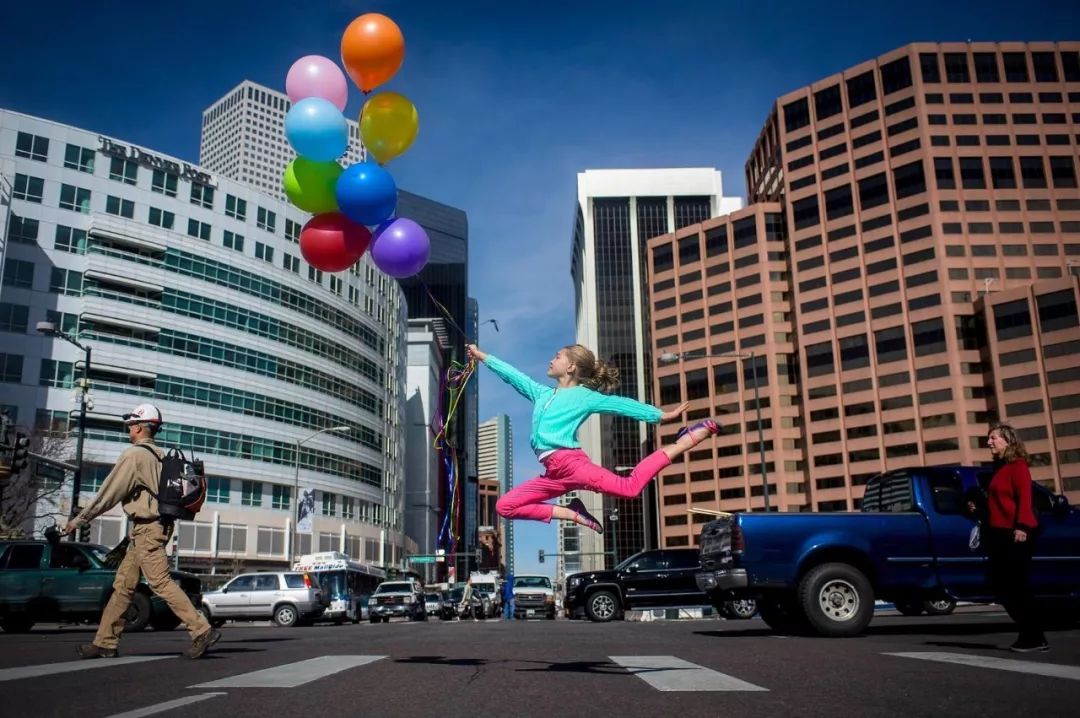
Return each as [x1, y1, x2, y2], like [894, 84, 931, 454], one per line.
[299, 212, 371, 272]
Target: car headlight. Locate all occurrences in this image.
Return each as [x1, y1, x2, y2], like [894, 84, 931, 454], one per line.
[403, 595, 413, 603]
[545, 595, 555, 604]
[568, 577, 582, 589]
[368, 598, 376, 606]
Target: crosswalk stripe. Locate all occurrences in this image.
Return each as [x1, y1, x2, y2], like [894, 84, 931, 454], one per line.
[609, 655, 768, 692]
[885, 652, 1080, 681]
[0, 655, 171, 683]
[103, 693, 225, 718]
[190, 655, 386, 688]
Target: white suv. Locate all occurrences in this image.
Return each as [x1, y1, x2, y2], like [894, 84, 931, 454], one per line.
[201, 572, 328, 627]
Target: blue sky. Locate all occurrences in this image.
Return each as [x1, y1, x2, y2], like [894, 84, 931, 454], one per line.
[2, 0, 1074, 576]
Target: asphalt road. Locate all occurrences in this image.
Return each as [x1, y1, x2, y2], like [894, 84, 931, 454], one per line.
[2, 610, 1078, 718]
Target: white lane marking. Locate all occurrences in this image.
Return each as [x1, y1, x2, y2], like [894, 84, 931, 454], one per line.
[0, 655, 171, 683]
[104, 693, 225, 718]
[609, 655, 768, 692]
[886, 652, 1080, 681]
[190, 655, 386, 688]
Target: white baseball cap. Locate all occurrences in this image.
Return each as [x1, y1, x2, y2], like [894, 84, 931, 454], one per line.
[122, 403, 163, 425]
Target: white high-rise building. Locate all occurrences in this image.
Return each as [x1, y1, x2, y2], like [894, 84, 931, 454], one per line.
[563, 168, 742, 588]
[478, 414, 513, 574]
[199, 81, 365, 203]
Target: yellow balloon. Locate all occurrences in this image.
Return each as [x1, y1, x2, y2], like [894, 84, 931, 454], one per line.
[360, 92, 419, 164]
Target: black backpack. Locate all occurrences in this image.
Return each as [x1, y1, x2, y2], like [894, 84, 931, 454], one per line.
[138, 445, 207, 520]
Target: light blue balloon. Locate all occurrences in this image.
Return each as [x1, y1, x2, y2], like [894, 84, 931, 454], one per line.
[285, 97, 348, 162]
[336, 162, 398, 227]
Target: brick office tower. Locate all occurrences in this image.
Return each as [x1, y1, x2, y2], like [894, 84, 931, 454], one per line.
[650, 42, 1080, 547]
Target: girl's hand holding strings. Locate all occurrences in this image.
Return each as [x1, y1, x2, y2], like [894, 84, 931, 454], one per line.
[660, 402, 690, 422]
[466, 344, 487, 363]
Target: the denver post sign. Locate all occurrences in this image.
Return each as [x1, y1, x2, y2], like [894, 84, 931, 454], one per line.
[97, 136, 217, 188]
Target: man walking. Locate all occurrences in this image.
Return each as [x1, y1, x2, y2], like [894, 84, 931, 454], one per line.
[502, 573, 515, 620]
[63, 404, 220, 659]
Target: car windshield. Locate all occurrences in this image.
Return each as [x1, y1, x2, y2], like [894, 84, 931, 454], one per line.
[450, 587, 464, 600]
[375, 582, 413, 594]
[615, 551, 647, 571]
[316, 570, 347, 599]
[85, 546, 110, 564]
[514, 577, 551, 589]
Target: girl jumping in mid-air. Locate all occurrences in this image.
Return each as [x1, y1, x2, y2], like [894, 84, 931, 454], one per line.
[467, 343, 719, 534]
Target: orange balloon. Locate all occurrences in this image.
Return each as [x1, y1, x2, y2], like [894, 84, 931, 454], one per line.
[340, 13, 405, 93]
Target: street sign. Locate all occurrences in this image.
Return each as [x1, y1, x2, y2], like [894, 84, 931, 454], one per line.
[409, 555, 436, 564]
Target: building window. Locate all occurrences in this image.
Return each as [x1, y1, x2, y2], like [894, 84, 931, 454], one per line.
[285, 218, 301, 243]
[0, 303, 29, 333]
[55, 225, 87, 253]
[9, 216, 40, 244]
[1037, 291, 1079, 334]
[329, 275, 343, 295]
[59, 184, 91, 213]
[151, 170, 178, 197]
[1020, 157, 1046, 188]
[3, 259, 34, 289]
[109, 157, 139, 185]
[792, 195, 820, 230]
[241, 480, 263, 507]
[933, 158, 955, 189]
[919, 53, 941, 83]
[106, 195, 135, 218]
[322, 492, 336, 516]
[1049, 157, 1077, 188]
[187, 219, 211, 241]
[225, 194, 247, 220]
[148, 207, 175, 229]
[912, 317, 946, 356]
[1003, 52, 1029, 82]
[824, 185, 853, 220]
[944, 53, 970, 83]
[955, 314, 988, 351]
[814, 84, 843, 121]
[857, 172, 889, 210]
[15, 132, 49, 161]
[272, 485, 290, 510]
[223, 230, 244, 252]
[880, 56, 913, 95]
[990, 157, 1016, 188]
[892, 160, 926, 198]
[974, 53, 1000, 82]
[282, 253, 300, 273]
[783, 97, 810, 132]
[874, 326, 907, 364]
[207, 477, 230, 504]
[255, 242, 274, 263]
[190, 183, 215, 209]
[847, 70, 878, 107]
[257, 207, 277, 233]
[308, 266, 323, 284]
[806, 341, 835, 378]
[0, 354, 24, 383]
[959, 158, 986, 189]
[994, 299, 1032, 340]
[49, 268, 82, 296]
[12, 174, 44, 203]
[342, 496, 355, 520]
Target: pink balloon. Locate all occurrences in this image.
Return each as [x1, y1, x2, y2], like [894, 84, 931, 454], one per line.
[286, 55, 348, 111]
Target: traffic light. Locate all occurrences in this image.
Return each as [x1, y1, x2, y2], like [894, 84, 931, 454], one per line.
[538, 549, 545, 564]
[78, 523, 91, 543]
[11, 434, 29, 473]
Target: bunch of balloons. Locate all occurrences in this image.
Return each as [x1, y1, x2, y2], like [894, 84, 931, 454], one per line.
[282, 13, 430, 278]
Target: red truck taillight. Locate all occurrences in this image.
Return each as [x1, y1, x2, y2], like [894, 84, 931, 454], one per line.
[731, 524, 745, 553]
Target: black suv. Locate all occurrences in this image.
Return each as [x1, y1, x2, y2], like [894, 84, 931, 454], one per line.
[563, 548, 707, 622]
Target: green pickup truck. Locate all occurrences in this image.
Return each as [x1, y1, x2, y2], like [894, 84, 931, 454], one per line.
[0, 539, 202, 633]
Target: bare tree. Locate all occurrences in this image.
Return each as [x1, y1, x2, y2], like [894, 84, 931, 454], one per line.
[0, 428, 75, 539]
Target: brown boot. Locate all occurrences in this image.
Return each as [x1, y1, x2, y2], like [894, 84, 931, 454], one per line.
[77, 643, 118, 659]
[183, 628, 221, 659]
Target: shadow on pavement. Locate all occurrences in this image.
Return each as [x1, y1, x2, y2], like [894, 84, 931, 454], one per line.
[694, 620, 1019, 640]
[221, 637, 297, 644]
[515, 660, 671, 675]
[924, 640, 1005, 651]
[395, 656, 491, 667]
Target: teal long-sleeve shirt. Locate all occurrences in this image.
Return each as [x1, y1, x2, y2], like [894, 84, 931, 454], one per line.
[483, 354, 663, 456]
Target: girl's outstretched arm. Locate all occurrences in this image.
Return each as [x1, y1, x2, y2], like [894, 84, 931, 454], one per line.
[468, 344, 547, 402]
[588, 393, 682, 424]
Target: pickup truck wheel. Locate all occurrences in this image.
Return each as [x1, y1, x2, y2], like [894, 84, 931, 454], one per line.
[725, 598, 757, 620]
[922, 598, 956, 616]
[757, 596, 804, 633]
[0, 617, 34, 633]
[799, 563, 874, 637]
[123, 592, 152, 633]
[584, 590, 618, 622]
[274, 604, 299, 627]
[893, 600, 925, 617]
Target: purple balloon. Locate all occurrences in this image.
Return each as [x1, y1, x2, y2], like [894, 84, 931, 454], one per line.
[370, 218, 431, 278]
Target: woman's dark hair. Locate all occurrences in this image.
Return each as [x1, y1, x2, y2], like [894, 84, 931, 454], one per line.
[563, 344, 620, 394]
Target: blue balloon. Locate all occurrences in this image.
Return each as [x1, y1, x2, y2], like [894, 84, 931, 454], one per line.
[285, 98, 348, 162]
[336, 162, 398, 226]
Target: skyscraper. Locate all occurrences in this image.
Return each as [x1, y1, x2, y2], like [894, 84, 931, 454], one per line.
[567, 169, 743, 584]
[199, 80, 365, 202]
[478, 414, 514, 574]
[648, 41, 1080, 547]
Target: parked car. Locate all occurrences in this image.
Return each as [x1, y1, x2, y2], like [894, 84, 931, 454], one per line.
[0, 539, 201, 633]
[424, 591, 443, 616]
[696, 465, 1080, 637]
[512, 575, 556, 619]
[200, 571, 328, 628]
[450, 584, 490, 621]
[716, 597, 758, 620]
[368, 579, 426, 622]
[564, 548, 707, 622]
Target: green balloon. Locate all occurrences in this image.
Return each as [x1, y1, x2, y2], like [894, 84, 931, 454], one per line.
[283, 158, 342, 214]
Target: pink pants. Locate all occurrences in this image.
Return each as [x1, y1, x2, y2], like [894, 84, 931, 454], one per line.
[495, 448, 672, 522]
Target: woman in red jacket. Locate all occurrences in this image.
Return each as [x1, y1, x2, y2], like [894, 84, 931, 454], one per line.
[985, 422, 1047, 652]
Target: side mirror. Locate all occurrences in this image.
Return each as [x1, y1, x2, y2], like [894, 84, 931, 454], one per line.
[221, 586, 229, 594]
[625, 566, 638, 574]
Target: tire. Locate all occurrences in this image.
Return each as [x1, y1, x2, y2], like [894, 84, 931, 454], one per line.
[798, 563, 874, 638]
[273, 604, 299, 628]
[757, 595, 804, 633]
[725, 598, 758, 620]
[150, 614, 182, 631]
[894, 600, 925, 617]
[922, 598, 957, 616]
[199, 605, 226, 628]
[584, 590, 619, 623]
[0, 617, 34, 633]
[123, 592, 152, 633]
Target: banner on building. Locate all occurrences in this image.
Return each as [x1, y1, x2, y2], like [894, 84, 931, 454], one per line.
[296, 488, 316, 535]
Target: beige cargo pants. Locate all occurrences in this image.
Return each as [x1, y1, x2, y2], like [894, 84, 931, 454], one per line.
[93, 520, 210, 650]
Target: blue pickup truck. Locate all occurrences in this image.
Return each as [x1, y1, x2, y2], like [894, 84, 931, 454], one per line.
[696, 465, 1080, 637]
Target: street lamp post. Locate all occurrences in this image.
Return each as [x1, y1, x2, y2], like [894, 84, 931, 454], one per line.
[289, 425, 351, 568]
[36, 321, 92, 537]
[658, 351, 771, 511]
[606, 508, 619, 567]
